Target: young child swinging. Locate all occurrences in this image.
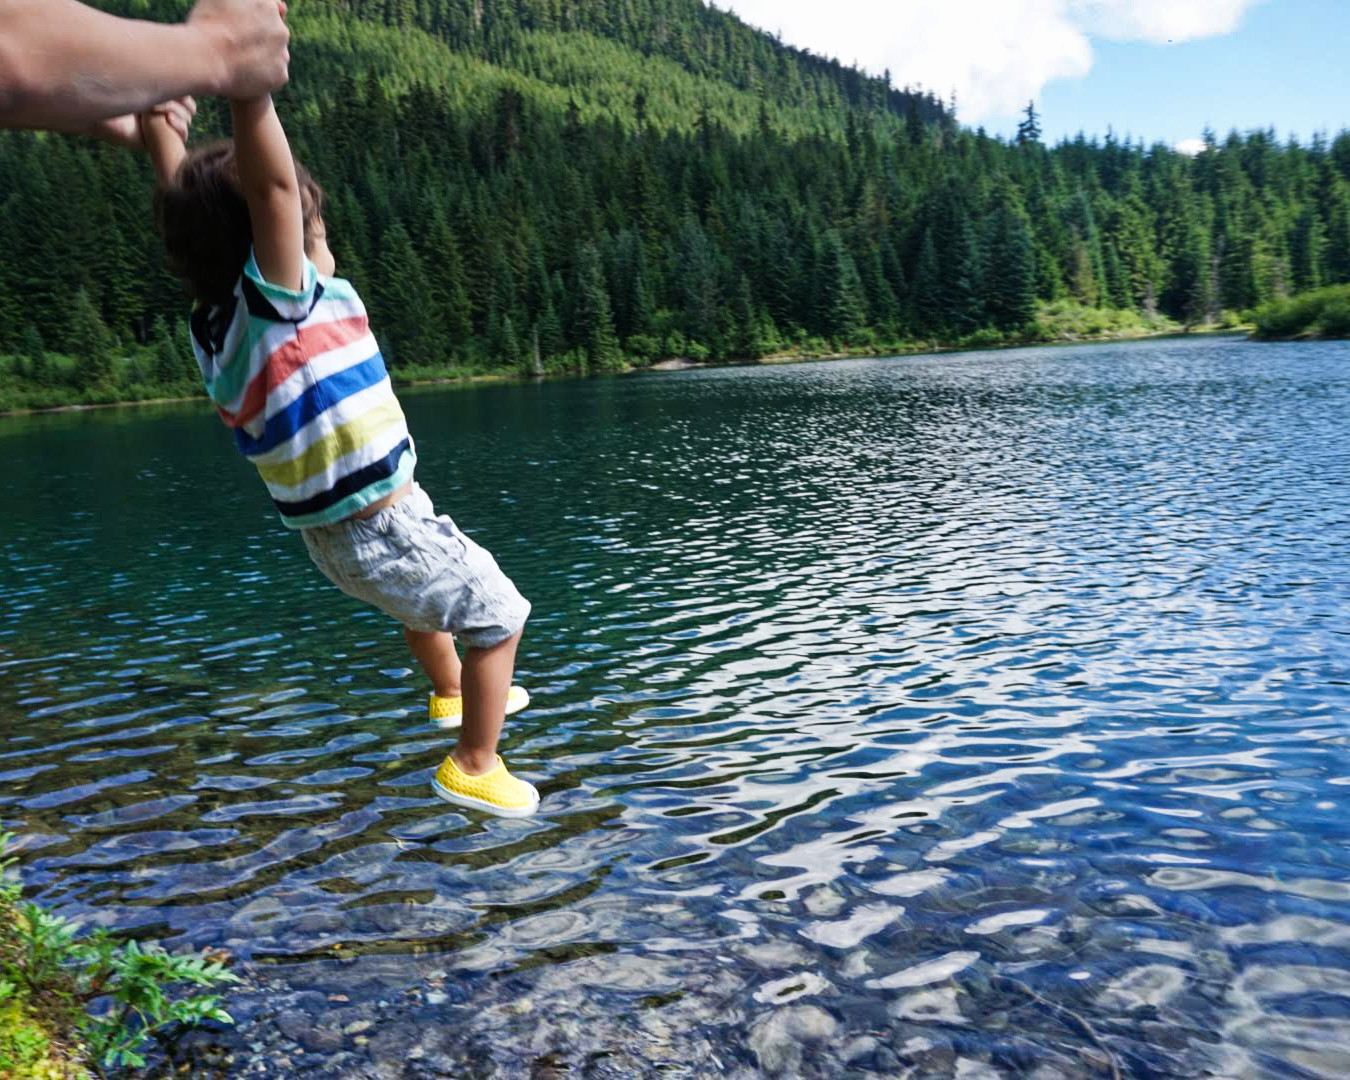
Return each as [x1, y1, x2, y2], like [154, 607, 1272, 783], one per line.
[138, 92, 540, 817]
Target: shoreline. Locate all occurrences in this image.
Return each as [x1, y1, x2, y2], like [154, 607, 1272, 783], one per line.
[0, 325, 1250, 420]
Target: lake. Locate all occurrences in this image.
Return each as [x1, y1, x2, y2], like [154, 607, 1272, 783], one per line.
[2, 335, 1348, 1079]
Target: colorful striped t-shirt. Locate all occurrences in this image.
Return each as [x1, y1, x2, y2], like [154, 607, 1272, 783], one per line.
[190, 252, 416, 529]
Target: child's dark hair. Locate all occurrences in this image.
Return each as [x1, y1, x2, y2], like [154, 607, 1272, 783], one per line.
[154, 141, 326, 307]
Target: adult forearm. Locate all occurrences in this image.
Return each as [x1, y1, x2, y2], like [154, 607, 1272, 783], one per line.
[1, 0, 289, 131]
[0, 0, 235, 129]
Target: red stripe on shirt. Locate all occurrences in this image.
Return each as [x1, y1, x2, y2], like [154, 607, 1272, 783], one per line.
[226, 315, 369, 430]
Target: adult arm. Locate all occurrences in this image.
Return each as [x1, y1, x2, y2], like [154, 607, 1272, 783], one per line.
[0, 0, 288, 131]
[231, 95, 305, 292]
[80, 97, 196, 154]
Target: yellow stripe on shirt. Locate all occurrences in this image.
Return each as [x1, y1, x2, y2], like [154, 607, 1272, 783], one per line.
[254, 397, 406, 489]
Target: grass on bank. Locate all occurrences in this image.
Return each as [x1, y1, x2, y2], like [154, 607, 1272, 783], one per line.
[0, 299, 1254, 415]
[0, 833, 239, 1077]
[1251, 284, 1350, 340]
[0, 348, 203, 414]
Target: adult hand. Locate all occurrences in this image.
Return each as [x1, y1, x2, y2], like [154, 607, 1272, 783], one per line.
[89, 97, 197, 150]
[187, 0, 290, 99]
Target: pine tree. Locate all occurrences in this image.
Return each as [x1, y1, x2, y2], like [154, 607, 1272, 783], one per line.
[912, 228, 942, 334]
[816, 230, 867, 342]
[69, 287, 113, 390]
[1167, 222, 1214, 327]
[1102, 244, 1129, 310]
[21, 325, 46, 385]
[763, 218, 796, 330]
[575, 242, 621, 371]
[498, 314, 523, 371]
[1112, 194, 1163, 311]
[943, 219, 982, 333]
[151, 315, 184, 386]
[1016, 101, 1042, 146]
[730, 274, 762, 358]
[985, 201, 1036, 329]
[373, 223, 430, 365]
[675, 218, 719, 347]
[1068, 235, 1101, 307]
[173, 319, 197, 382]
[1290, 208, 1326, 292]
[1326, 189, 1350, 284]
[425, 210, 473, 347]
[537, 295, 564, 363]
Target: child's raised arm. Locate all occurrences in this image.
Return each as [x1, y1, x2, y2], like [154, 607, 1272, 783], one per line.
[230, 95, 305, 292]
[139, 105, 191, 189]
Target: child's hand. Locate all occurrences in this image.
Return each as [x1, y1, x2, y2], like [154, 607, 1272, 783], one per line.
[89, 97, 197, 151]
[135, 98, 197, 188]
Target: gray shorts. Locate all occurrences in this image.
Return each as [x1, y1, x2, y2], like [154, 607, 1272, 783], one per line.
[301, 483, 530, 649]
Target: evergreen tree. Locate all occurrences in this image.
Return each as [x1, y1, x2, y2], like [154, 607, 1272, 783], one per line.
[674, 217, 719, 347]
[68, 287, 113, 390]
[1068, 232, 1100, 306]
[729, 274, 762, 358]
[816, 230, 867, 341]
[498, 314, 523, 371]
[1016, 101, 1042, 145]
[1291, 208, 1326, 292]
[1112, 193, 1163, 311]
[537, 297, 564, 364]
[912, 228, 943, 334]
[575, 242, 621, 371]
[424, 210, 473, 347]
[151, 315, 184, 386]
[985, 201, 1036, 330]
[173, 319, 196, 382]
[21, 324, 46, 386]
[1167, 222, 1214, 326]
[373, 223, 430, 365]
[942, 218, 982, 333]
[1326, 190, 1350, 284]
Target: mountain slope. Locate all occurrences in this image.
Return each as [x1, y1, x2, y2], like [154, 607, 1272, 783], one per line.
[0, 1, 1348, 409]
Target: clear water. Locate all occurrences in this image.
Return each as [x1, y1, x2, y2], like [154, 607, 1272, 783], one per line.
[2, 336, 1349, 1078]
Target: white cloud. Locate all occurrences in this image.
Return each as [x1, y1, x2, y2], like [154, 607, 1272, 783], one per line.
[715, 0, 1264, 125]
[1174, 137, 1209, 155]
[1071, 0, 1260, 44]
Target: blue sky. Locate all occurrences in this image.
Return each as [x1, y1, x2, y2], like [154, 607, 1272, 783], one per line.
[716, 0, 1349, 151]
[1032, 1, 1350, 147]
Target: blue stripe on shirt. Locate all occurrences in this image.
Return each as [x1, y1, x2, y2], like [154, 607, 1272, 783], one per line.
[233, 351, 389, 457]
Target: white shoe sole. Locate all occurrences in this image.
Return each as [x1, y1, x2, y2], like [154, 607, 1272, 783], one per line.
[432, 686, 531, 730]
[431, 775, 540, 818]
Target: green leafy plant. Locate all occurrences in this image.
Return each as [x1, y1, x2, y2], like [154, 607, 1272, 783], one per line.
[73, 933, 237, 1072]
[1, 832, 239, 1075]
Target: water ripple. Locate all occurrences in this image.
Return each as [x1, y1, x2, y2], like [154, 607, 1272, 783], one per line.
[2, 337, 1349, 1076]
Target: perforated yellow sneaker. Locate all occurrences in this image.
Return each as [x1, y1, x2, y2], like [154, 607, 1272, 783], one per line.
[432, 754, 540, 818]
[429, 685, 530, 728]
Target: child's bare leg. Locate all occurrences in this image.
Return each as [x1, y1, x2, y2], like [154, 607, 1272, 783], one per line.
[404, 628, 462, 698]
[453, 630, 523, 776]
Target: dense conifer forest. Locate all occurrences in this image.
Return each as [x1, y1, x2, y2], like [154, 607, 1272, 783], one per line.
[1, 0, 1347, 409]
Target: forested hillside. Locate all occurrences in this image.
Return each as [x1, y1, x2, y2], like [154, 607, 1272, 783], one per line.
[0, 0, 1348, 409]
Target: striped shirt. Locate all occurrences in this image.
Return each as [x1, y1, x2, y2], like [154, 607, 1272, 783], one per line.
[190, 252, 416, 529]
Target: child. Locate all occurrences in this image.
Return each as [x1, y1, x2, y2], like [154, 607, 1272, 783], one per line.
[139, 94, 539, 817]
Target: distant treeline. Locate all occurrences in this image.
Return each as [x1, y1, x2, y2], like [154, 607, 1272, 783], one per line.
[0, 0, 1347, 402]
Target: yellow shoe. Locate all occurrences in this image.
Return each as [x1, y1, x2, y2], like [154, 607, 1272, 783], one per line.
[432, 754, 540, 818]
[428, 685, 530, 728]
